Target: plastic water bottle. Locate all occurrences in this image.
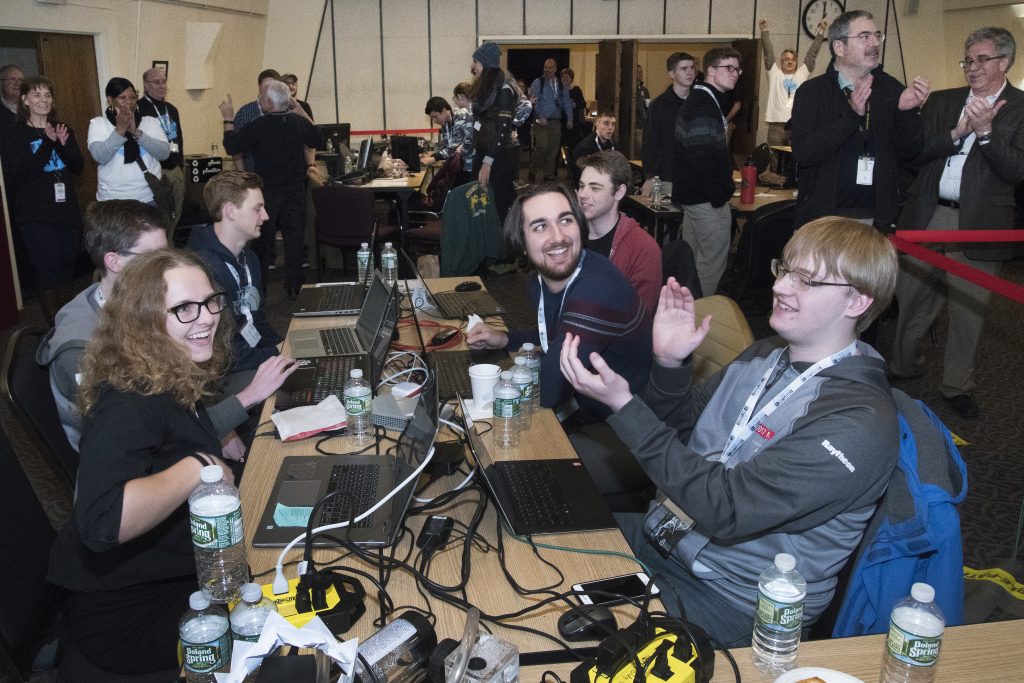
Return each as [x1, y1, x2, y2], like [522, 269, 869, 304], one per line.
[180, 590, 232, 683]
[518, 343, 541, 414]
[344, 368, 373, 446]
[880, 583, 945, 683]
[512, 356, 534, 430]
[381, 241, 398, 288]
[751, 553, 806, 674]
[650, 175, 663, 209]
[357, 242, 371, 285]
[189, 465, 248, 604]
[230, 583, 277, 643]
[492, 371, 521, 448]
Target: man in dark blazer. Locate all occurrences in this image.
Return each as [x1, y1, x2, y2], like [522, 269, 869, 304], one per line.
[891, 26, 1024, 418]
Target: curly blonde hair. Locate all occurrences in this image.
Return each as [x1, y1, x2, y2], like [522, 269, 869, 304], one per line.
[78, 249, 234, 416]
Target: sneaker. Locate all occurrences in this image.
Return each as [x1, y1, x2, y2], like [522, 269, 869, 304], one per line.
[943, 394, 979, 418]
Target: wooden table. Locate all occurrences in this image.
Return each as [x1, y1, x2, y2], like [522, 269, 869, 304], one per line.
[523, 619, 1024, 682]
[240, 277, 650, 653]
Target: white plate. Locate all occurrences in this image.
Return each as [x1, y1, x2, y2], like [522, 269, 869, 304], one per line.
[773, 667, 864, 683]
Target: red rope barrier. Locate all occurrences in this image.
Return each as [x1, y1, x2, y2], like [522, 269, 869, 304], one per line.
[890, 231, 1024, 305]
[350, 128, 435, 136]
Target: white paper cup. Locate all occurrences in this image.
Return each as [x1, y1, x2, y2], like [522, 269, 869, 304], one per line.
[468, 363, 501, 409]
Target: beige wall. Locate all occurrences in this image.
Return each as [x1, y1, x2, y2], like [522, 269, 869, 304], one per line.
[1, 0, 269, 157]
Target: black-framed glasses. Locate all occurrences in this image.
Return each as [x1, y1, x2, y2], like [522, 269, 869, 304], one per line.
[711, 64, 743, 75]
[771, 260, 854, 292]
[959, 55, 1005, 69]
[839, 31, 885, 43]
[167, 292, 228, 323]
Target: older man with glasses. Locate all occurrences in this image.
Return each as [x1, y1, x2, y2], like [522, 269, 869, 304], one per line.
[0, 64, 24, 128]
[791, 9, 929, 232]
[890, 26, 1024, 418]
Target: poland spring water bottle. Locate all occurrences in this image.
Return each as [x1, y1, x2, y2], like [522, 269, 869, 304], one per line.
[180, 589, 232, 683]
[512, 356, 534, 430]
[493, 371, 521, 448]
[357, 242, 371, 284]
[518, 342, 541, 413]
[650, 175, 663, 209]
[230, 582, 277, 643]
[381, 241, 398, 289]
[344, 368, 373, 446]
[190, 465, 248, 603]
[880, 582, 945, 683]
[751, 552, 806, 674]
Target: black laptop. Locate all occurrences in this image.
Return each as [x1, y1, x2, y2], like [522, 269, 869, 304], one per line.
[460, 397, 616, 536]
[276, 274, 398, 409]
[253, 391, 438, 548]
[292, 227, 378, 317]
[400, 248, 506, 319]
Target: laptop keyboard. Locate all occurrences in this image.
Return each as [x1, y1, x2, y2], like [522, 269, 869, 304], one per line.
[432, 292, 476, 318]
[320, 463, 379, 527]
[502, 462, 576, 529]
[433, 351, 473, 399]
[319, 286, 363, 311]
[320, 327, 362, 355]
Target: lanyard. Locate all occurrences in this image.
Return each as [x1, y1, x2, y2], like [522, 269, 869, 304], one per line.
[720, 341, 859, 461]
[536, 252, 585, 353]
[144, 95, 174, 139]
[224, 254, 256, 325]
[692, 84, 727, 129]
[94, 286, 107, 308]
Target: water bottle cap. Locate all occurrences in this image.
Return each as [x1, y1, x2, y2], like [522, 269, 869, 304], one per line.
[911, 582, 935, 603]
[500, 370, 512, 379]
[522, 343, 535, 351]
[774, 553, 796, 572]
[361, 242, 368, 248]
[189, 590, 211, 610]
[241, 583, 263, 603]
[514, 356, 527, 365]
[200, 465, 224, 484]
[350, 368, 364, 379]
[384, 242, 393, 247]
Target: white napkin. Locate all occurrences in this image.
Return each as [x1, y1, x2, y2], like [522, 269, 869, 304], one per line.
[271, 395, 347, 441]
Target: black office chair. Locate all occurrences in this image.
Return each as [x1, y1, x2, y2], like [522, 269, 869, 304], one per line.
[1, 327, 79, 487]
[311, 184, 399, 280]
[0, 426, 64, 682]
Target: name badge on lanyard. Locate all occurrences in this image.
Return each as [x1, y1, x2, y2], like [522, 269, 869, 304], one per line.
[54, 182, 66, 202]
[227, 259, 262, 348]
[856, 155, 875, 186]
[536, 253, 585, 353]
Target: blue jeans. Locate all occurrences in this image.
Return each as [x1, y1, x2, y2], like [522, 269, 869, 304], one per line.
[616, 512, 754, 648]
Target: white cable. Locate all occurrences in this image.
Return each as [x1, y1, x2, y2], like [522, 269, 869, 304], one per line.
[439, 417, 464, 435]
[272, 445, 436, 594]
[412, 464, 477, 504]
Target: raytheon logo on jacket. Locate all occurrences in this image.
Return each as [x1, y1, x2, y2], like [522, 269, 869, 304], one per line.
[821, 439, 855, 472]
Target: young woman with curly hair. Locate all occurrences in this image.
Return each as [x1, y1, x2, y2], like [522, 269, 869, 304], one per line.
[48, 249, 240, 679]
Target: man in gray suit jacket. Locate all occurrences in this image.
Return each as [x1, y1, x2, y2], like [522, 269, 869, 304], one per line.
[891, 26, 1024, 418]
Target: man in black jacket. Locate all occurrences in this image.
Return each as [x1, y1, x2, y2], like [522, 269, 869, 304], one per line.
[672, 47, 741, 297]
[138, 67, 185, 234]
[891, 26, 1024, 418]
[640, 52, 694, 198]
[791, 9, 929, 230]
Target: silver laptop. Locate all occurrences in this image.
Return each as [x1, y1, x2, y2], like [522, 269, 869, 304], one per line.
[288, 272, 392, 358]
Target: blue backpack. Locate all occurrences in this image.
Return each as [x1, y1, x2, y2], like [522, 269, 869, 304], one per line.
[831, 389, 967, 637]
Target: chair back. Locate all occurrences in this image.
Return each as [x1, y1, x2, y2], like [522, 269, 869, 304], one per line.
[0, 426, 64, 682]
[312, 184, 377, 249]
[691, 296, 754, 384]
[1, 327, 79, 485]
[662, 239, 703, 299]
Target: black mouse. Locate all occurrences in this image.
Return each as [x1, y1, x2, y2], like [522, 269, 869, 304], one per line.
[557, 604, 617, 642]
[454, 280, 482, 292]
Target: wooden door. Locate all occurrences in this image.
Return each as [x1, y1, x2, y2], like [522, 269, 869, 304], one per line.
[617, 40, 638, 159]
[730, 38, 760, 157]
[37, 32, 100, 210]
[595, 40, 619, 119]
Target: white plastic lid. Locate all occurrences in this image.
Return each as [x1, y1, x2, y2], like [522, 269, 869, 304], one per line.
[189, 590, 211, 610]
[514, 356, 527, 365]
[350, 368, 364, 378]
[200, 465, 224, 484]
[360, 242, 368, 248]
[500, 371, 512, 379]
[241, 583, 263, 603]
[774, 553, 796, 572]
[911, 582, 935, 603]
[384, 242, 393, 247]
[522, 343, 535, 351]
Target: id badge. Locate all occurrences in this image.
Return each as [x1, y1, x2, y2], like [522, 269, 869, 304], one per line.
[856, 155, 875, 186]
[240, 284, 261, 312]
[54, 182, 66, 203]
[169, 142, 180, 154]
[240, 320, 261, 348]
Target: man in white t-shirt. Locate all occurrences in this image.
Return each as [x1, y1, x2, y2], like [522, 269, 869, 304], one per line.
[761, 17, 828, 146]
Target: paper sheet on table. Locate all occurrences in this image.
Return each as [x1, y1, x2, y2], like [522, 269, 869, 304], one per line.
[460, 396, 492, 422]
[271, 395, 347, 441]
[214, 612, 357, 683]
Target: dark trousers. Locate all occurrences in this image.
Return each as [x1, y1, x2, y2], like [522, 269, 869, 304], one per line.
[258, 184, 307, 291]
[16, 220, 80, 290]
[474, 146, 520, 226]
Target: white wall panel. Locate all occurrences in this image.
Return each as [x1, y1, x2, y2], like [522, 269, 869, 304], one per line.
[478, 0, 523, 37]
[382, 0, 430, 131]
[666, 0, 710, 35]
[525, 0, 570, 36]
[332, 0, 383, 133]
[572, 0, 619, 35]
[619, 0, 671, 36]
[710, 0, 757, 36]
